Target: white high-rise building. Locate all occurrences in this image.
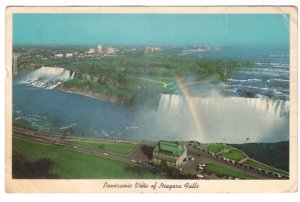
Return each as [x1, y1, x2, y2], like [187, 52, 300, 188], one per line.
[13, 53, 18, 74]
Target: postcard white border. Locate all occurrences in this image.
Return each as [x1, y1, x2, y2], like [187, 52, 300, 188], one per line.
[5, 6, 298, 193]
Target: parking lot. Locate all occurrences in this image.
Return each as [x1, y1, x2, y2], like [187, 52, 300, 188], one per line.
[178, 143, 285, 179]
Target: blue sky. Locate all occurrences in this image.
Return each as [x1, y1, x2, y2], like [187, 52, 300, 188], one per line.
[13, 14, 289, 46]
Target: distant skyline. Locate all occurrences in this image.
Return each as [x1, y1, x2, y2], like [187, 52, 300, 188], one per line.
[13, 14, 289, 46]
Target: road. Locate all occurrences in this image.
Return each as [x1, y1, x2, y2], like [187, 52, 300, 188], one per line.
[12, 127, 142, 166]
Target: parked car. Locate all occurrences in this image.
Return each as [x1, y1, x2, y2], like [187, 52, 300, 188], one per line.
[189, 156, 195, 161]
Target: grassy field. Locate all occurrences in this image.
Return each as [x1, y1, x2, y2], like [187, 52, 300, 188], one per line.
[203, 163, 257, 179]
[207, 144, 233, 153]
[67, 140, 137, 155]
[244, 159, 289, 176]
[220, 149, 246, 161]
[13, 137, 163, 179]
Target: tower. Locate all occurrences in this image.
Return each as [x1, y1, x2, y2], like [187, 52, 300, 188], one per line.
[97, 44, 103, 57]
[13, 53, 18, 74]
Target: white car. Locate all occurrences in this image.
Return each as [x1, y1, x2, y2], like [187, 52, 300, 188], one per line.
[197, 174, 204, 178]
[103, 153, 109, 156]
[198, 163, 206, 167]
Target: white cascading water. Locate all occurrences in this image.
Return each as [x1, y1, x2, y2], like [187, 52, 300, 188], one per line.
[70, 71, 75, 79]
[20, 66, 74, 89]
[155, 94, 289, 143]
[158, 94, 289, 117]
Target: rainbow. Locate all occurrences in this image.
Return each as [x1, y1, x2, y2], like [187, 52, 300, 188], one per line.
[172, 71, 203, 136]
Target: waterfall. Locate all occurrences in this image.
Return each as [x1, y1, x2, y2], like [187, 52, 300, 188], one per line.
[70, 71, 75, 79]
[158, 94, 289, 118]
[20, 66, 75, 89]
[154, 94, 289, 143]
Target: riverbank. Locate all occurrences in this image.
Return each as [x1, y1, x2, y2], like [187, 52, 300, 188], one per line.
[56, 84, 132, 106]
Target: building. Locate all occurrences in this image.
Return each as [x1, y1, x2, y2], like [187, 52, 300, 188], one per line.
[66, 53, 73, 58]
[106, 47, 116, 55]
[145, 47, 161, 54]
[13, 53, 19, 74]
[152, 141, 187, 169]
[54, 53, 64, 58]
[86, 48, 95, 54]
[97, 44, 103, 57]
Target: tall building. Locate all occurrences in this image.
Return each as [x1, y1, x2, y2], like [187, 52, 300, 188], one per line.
[152, 141, 187, 169]
[97, 44, 103, 57]
[13, 53, 18, 74]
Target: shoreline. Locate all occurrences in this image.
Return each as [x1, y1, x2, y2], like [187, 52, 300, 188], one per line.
[56, 85, 129, 106]
[12, 125, 151, 144]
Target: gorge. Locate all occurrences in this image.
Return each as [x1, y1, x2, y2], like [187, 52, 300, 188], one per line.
[14, 66, 289, 144]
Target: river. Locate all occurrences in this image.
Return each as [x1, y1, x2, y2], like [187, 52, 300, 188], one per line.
[12, 45, 290, 143]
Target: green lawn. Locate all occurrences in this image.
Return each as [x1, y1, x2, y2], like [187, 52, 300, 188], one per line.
[220, 149, 246, 161]
[67, 140, 137, 155]
[207, 144, 232, 153]
[244, 159, 289, 176]
[203, 163, 257, 179]
[13, 137, 163, 179]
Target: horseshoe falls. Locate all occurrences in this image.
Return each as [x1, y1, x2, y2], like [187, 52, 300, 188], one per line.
[154, 94, 289, 143]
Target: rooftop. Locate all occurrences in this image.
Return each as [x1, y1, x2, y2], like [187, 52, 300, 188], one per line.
[154, 141, 187, 156]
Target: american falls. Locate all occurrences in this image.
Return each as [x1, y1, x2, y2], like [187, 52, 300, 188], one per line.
[20, 66, 75, 89]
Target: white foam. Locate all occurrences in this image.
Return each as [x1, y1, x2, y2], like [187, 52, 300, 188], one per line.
[21, 66, 74, 89]
[159, 94, 289, 118]
[155, 94, 289, 143]
[227, 79, 262, 82]
[271, 78, 289, 82]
